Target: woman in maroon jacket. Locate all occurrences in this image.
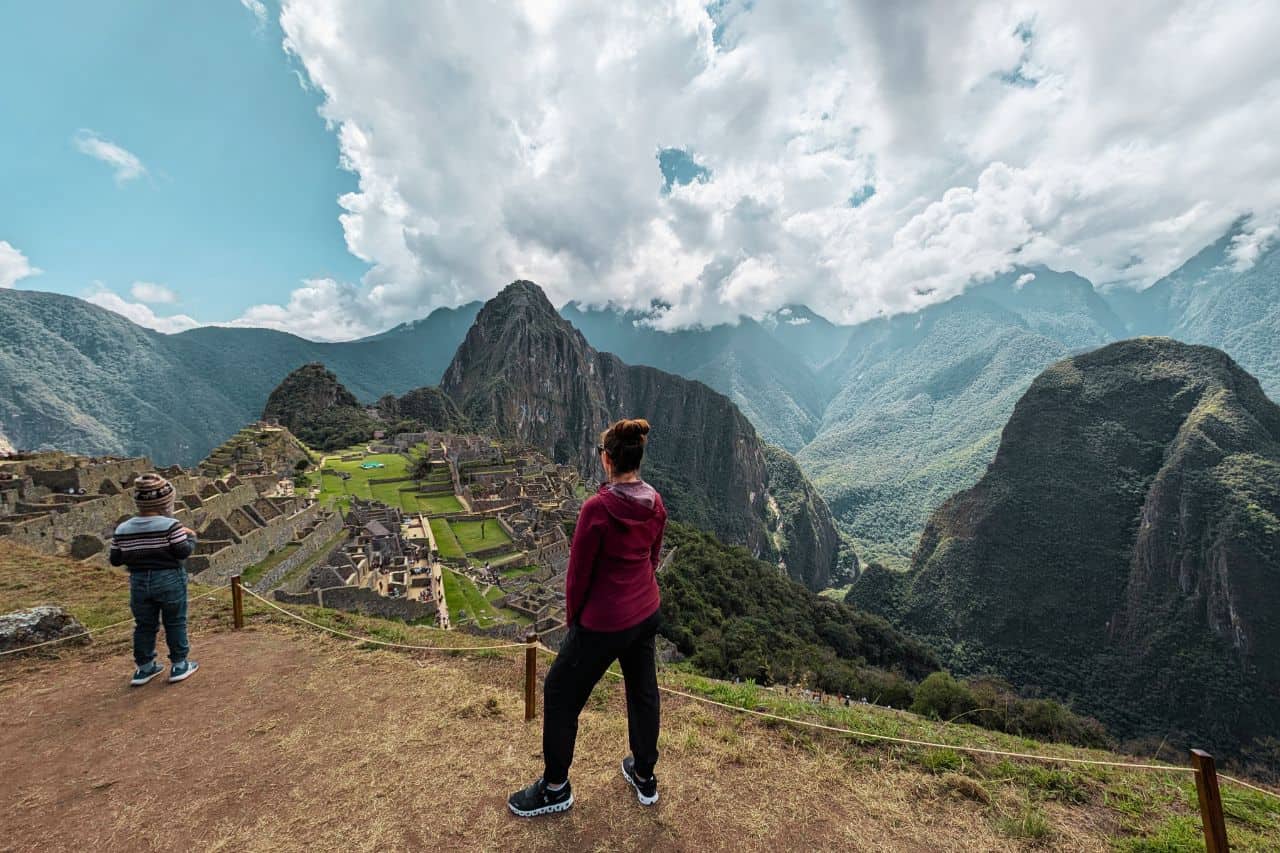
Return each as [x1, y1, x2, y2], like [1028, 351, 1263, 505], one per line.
[508, 418, 667, 817]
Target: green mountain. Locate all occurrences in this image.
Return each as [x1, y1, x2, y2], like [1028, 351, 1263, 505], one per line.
[375, 386, 469, 434]
[851, 338, 1280, 763]
[799, 266, 1127, 568]
[261, 363, 377, 451]
[3, 228, 1274, 576]
[1109, 224, 1280, 399]
[565, 236, 1279, 572]
[660, 521, 936, 697]
[444, 281, 844, 589]
[263, 365, 470, 451]
[0, 288, 478, 464]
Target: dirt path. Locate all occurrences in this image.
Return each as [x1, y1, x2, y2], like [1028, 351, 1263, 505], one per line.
[0, 627, 1109, 852]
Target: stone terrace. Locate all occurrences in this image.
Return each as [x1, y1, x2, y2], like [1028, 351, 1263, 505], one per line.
[0, 446, 339, 586]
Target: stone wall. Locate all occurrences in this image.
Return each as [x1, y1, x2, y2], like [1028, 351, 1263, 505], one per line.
[190, 501, 326, 585]
[0, 474, 261, 560]
[275, 585, 436, 623]
[250, 511, 345, 594]
[26, 457, 153, 494]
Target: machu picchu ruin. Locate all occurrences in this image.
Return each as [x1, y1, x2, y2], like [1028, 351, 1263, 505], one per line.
[273, 429, 593, 643]
[0, 434, 341, 590]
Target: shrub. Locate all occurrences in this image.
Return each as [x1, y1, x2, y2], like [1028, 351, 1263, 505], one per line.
[911, 671, 977, 721]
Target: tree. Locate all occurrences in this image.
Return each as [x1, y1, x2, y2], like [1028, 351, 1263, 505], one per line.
[910, 671, 976, 721]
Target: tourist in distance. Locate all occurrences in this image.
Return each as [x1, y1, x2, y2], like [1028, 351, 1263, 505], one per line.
[109, 473, 199, 686]
[509, 418, 668, 817]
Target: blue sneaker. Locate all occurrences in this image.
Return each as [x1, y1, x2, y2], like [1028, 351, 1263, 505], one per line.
[168, 660, 199, 683]
[130, 660, 164, 686]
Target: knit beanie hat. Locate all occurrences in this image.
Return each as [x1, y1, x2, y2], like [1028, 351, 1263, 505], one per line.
[134, 473, 176, 514]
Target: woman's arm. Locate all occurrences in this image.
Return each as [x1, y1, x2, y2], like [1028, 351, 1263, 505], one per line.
[649, 495, 666, 571]
[564, 500, 605, 625]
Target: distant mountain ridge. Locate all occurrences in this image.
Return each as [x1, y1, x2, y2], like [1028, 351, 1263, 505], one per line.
[564, 236, 1278, 570]
[2, 226, 1275, 571]
[443, 281, 843, 589]
[851, 338, 1280, 763]
[0, 288, 478, 464]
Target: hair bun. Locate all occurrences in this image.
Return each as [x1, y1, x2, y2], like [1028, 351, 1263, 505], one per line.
[617, 418, 650, 442]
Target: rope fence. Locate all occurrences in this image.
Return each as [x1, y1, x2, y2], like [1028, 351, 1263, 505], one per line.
[0, 586, 227, 657]
[6, 570, 1275, 849]
[237, 582, 530, 653]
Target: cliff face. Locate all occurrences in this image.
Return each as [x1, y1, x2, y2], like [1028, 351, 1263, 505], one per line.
[443, 281, 843, 587]
[762, 445, 844, 589]
[852, 338, 1280, 760]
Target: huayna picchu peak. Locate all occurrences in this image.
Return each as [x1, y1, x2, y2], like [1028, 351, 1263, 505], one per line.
[443, 280, 845, 589]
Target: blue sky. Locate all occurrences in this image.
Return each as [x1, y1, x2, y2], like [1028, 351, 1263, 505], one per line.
[2, 2, 1277, 339]
[0, 1, 364, 327]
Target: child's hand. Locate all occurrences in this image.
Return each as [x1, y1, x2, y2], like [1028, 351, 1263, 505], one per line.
[181, 527, 197, 538]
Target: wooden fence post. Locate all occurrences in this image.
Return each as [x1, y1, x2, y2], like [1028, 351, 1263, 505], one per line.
[1190, 749, 1229, 852]
[524, 632, 538, 722]
[231, 575, 244, 630]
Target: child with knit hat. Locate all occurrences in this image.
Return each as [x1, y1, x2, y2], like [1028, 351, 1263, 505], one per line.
[109, 473, 200, 686]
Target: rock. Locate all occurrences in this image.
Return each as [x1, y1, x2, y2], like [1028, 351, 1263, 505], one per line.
[69, 534, 105, 560]
[0, 605, 90, 654]
[656, 635, 684, 664]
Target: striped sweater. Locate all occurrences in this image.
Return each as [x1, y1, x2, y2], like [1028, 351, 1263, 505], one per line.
[109, 515, 197, 572]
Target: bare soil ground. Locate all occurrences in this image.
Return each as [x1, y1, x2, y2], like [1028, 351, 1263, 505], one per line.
[2, 624, 1120, 853]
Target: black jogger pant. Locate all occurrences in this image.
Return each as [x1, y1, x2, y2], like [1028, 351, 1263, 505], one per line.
[542, 610, 661, 785]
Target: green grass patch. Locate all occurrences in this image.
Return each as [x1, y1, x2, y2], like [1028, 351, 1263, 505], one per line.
[450, 519, 511, 553]
[1114, 814, 1203, 851]
[995, 804, 1053, 841]
[498, 564, 539, 578]
[921, 748, 964, 774]
[429, 518, 464, 558]
[317, 452, 411, 506]
[441, 568, 502, 627]
[417, 494, 463, 515]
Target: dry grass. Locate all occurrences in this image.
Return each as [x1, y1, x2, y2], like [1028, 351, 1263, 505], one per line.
[2, 543, 1278, 851]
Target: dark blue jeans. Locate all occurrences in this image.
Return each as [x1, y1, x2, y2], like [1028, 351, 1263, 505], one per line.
[129, 569, 190, 666]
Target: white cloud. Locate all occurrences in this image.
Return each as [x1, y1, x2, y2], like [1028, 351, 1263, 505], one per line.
[1229, 219, 1280, 271]
[85, 285, 200, 334]
[240, 0, 268, 28]
[231, 277, 378, 341]
[1015, 272, 1037, 289]
[250, 0, 1280, 332]
[73, 130, 147, 184]
[129, 281, 177, 304]
[0, 241, 40, 289]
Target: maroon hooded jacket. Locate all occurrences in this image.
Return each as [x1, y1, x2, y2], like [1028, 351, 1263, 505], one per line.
[565, 481, 667, 631]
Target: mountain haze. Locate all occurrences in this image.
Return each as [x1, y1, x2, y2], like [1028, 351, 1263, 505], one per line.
[561, 302, 832, 451]
[1, 228, 1274, 573]
[1111, 223, 1280, 398]
[0, 288, 478, 464]
[800, 266, 1131, 567]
